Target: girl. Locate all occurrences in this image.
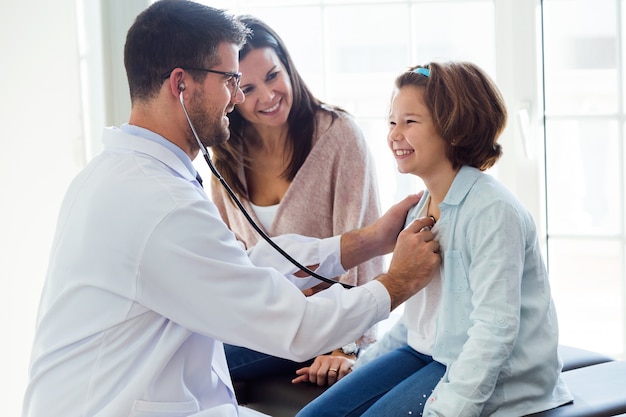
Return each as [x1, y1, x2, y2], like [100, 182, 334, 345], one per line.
[297, 62, 573, 416]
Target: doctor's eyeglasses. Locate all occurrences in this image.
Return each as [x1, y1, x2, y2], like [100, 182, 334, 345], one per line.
[162, 67, 242, 96]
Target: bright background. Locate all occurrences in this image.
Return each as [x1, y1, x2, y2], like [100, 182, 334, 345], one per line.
[2, 1, 625, 415]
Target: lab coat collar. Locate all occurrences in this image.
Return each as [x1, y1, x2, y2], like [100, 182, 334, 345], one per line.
[102, 126, 198, 185]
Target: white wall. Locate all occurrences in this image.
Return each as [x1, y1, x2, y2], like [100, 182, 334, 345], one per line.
[0, 0, 84, 414]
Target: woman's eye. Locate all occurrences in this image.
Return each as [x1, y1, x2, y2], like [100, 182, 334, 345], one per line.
[267, 71, 279, 81]
[241, 86, 254, 95]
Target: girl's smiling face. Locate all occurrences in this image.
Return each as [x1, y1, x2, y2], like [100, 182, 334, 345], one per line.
[387, 85, 451, 180]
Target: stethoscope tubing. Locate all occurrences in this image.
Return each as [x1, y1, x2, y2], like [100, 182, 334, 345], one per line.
[179, 91, 354, 289]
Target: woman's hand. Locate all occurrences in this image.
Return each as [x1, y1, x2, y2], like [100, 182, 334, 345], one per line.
[292, 351, 356, 386]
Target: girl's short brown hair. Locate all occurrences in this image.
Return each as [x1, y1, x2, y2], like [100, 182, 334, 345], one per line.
[395, 61, 507, 171]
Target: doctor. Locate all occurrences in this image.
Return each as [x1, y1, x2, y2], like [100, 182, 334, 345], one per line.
[22, 1, 440, 417]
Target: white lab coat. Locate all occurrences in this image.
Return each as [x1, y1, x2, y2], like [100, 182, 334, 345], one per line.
[23, 127, 391, 417]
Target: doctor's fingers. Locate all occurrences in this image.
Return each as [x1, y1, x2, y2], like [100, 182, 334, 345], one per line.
[396, 224, 438, 250]
[404, 216, 436, 234]
[390, 232, 440, 274]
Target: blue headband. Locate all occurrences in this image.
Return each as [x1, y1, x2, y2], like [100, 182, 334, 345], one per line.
[413, 67, 430, 77]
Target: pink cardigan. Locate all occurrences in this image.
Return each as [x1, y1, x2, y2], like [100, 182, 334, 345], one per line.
[211, 110, 384, 345]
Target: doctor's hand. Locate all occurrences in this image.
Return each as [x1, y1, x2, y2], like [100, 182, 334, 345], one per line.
[292, 353, 355, 386]
[372, 191, 424, 255]
[339, 192, 423, 271]
[377, 216, 440, 311]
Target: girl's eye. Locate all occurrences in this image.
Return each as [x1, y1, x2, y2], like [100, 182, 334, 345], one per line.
[241, 86, 254, 95]
[267, 71, 279, 82]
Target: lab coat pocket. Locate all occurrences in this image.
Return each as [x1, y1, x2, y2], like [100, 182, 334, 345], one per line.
[128, 399, 199, 417]
[443, 250, 469, 293]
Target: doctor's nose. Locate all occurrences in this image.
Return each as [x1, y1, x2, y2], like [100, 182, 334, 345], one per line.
[232, 87, 245, 105]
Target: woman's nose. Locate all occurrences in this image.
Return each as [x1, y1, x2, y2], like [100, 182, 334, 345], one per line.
[256, 84, 275, 102]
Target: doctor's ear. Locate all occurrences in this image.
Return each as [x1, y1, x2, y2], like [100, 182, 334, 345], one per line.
[165, 68, 186, 96]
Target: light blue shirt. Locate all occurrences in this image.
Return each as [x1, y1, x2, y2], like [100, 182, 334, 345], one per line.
[405, 166, 572, 416]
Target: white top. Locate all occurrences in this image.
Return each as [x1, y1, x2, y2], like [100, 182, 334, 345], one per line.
[23, 126, 391, 417]
[250, 202, 279, 232]
[403, 197, 442, 356]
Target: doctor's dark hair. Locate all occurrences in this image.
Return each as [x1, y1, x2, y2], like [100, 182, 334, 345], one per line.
[396, 62, 507, 171]
[124, 0, 248, 102]
[211, 15, 346, 198]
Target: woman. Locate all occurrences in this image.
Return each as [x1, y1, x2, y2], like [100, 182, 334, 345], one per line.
[297, 62, 573, 416]
[210, 16, 384, 387]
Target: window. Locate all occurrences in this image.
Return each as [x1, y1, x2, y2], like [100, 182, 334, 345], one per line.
[203, 0, 496, 219]
[543, 0, 625, 357]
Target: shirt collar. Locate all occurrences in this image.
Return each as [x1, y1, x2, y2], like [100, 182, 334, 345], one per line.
[443, 166, 481, 207]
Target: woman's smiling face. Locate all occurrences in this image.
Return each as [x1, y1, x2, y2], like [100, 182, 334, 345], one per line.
[236, 47, 293, 129]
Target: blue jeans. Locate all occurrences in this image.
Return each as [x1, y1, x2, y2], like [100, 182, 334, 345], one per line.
[225, 344, 314, 382]
[296, 345, 445, 417]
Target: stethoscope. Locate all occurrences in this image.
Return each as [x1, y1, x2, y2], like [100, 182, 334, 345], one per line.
[179, 89, 354, 289]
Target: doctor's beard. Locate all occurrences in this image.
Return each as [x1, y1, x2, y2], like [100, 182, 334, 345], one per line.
[187, 88, 231, 149]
